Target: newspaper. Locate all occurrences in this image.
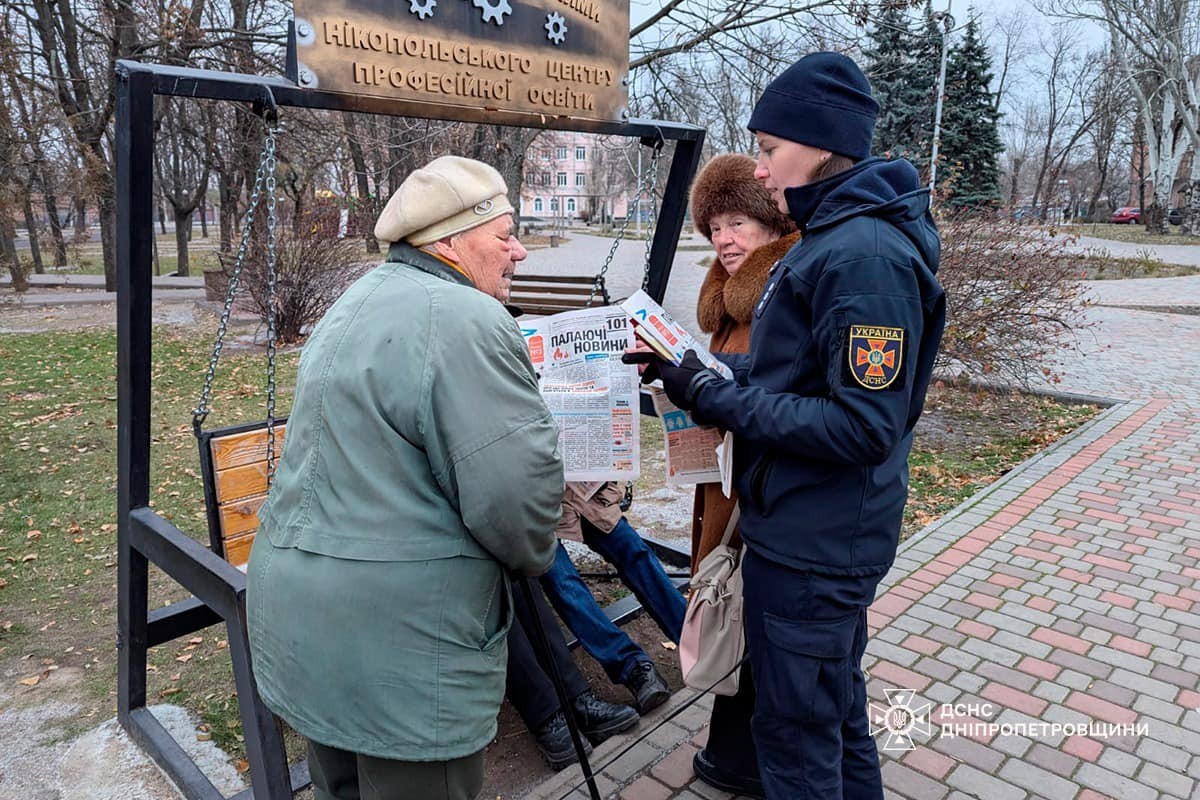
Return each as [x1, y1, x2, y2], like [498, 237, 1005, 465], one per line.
[520, 305, 640, 482]
[619, 290, 733, 379]
[622, 291, 735, 492]
[650, 387, 723, 486]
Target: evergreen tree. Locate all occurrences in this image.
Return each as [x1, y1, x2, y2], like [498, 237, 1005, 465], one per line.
[863, 2, 940, 169]
[909, 0, 944, 173]
[865, 5, 916, 158]
[939, 15, 1003, 207]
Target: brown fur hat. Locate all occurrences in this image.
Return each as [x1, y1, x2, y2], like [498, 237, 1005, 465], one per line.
[689, 154, 795, 241]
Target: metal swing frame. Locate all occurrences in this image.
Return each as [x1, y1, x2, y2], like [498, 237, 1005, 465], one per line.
[115, 57, 704, 800]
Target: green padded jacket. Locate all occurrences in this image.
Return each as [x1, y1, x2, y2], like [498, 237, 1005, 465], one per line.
[247, 242, 563, 761]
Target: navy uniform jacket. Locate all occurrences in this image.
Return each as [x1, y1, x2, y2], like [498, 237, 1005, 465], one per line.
[691, 157, 945, 577]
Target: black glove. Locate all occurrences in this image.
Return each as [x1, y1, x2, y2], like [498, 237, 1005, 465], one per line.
[658, 350, 711, 410]
[620, 350, 662, 385]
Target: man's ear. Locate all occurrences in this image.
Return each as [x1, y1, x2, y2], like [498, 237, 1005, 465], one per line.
[430, 236, 460, 263]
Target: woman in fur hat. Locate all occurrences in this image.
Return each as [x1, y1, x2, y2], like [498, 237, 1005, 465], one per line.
[686, 153, 797, 798]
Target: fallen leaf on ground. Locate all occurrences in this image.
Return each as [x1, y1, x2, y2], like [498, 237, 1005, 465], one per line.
[175, 653, 193, 663]
[660, 641, 677, 651]
[19, 675, 40, 686]
[21, 554, 37, 562]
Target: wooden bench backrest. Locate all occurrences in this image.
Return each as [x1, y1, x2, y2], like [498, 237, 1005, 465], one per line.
[510, 274, 609, 317]
[201, 423, 285, 569]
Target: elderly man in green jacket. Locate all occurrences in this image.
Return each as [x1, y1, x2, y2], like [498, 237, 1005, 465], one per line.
[246, 156, 565, 800]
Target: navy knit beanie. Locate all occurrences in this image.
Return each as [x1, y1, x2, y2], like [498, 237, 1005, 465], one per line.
[747, 52, 879, 161]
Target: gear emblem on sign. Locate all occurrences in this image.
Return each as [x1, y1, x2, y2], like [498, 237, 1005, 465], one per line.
[409, 0, 436, 18]
[472, 0, 512, 26]
[544, 12, 568, 45]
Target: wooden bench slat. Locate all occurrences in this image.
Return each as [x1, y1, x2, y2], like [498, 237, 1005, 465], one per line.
[511, 274, 599, 284]
[218, 494, 266, 539]
[509, 296, 597, 309]
[514, 304, 595, 316]
[509, 284, 605, 296]
[209, 426, 286, 470]
[213, 460, 270, 504]
[223, 532, 255, 570]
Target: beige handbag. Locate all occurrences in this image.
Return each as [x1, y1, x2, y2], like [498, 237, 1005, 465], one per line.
[678, 508, 744, 696]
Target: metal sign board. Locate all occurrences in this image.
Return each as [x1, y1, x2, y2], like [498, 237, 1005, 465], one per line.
[293, 0, 630, 123]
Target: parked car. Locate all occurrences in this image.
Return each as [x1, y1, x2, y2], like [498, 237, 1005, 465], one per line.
[1110, 207, 1141, 224]
[1167, 207, 1184, 226]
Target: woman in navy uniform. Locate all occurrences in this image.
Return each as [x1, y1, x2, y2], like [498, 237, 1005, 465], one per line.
[630, 52, 945, 798]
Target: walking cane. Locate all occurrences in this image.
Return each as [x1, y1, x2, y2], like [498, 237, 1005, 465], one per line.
[514, 576, 603, 800]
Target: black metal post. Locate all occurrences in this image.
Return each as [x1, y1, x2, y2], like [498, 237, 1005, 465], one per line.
[644, 134, 704, 303]
[284, 21, 298, 84]
[228, 601, 295, 798]
[116, 64, 155, 725]
[515, 577, 602, 800]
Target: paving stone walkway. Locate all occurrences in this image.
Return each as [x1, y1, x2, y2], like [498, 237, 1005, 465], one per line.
[523, 267, 1200, 797]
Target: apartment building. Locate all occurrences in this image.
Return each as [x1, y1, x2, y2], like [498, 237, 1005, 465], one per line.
[520, 131, 636, 222]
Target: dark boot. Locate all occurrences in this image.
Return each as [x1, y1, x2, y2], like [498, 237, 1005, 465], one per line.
[533, 711, 593, 771]
[693, 748, 766, 798]
[624, 661, 670, 715]
[572, 691, 639, 744]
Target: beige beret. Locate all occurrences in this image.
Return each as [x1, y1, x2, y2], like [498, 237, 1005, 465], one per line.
[374, 155, 515, 246]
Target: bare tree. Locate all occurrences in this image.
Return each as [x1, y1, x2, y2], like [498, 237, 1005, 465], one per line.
[2, 15, 68, 270]
[1001, 102, 1038, 209]
[17, 0, 140, 291]
[0, 38, 27, 291]
[1051, 0, 1200, 232]
[1082, 49, 1132, 218]
[629, 0, 861, 72]
[586, 137, 639, 224]
[155, 100, 213, 276]
[341, 114, 379, 253]
[1027, 25, 1099, 216]
[986, 8, 1038, 116]
[937, 212, 1092, 386]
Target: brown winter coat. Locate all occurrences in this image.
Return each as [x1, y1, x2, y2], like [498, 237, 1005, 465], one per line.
[691, 232, 801, 573]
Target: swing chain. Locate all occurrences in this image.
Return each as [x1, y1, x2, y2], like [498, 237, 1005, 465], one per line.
[192, 118, 280, 453]
[641, 143, 662, 292]
[264, 132, 279, 486]
[587, 137, 663, 306]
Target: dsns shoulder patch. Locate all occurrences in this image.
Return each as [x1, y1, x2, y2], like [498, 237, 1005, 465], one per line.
[843, 324, 906, 391]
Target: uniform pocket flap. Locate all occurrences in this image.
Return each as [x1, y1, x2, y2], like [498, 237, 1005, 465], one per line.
[763, 612, 857, 658]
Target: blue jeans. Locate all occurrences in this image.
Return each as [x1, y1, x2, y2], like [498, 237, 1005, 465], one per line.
[540, 517, 686, 684]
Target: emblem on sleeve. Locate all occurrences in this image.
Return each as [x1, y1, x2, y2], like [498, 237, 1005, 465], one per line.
[847, 324, 905, 390]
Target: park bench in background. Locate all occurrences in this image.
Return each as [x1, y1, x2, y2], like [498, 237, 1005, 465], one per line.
[509, 273, 610, 317]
